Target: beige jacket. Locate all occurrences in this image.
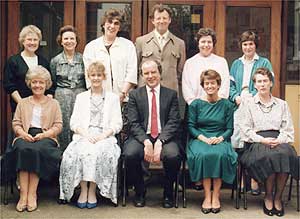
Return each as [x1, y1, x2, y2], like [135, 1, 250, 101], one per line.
[136, 31, 186, 92]
[13, 96, 62, 144]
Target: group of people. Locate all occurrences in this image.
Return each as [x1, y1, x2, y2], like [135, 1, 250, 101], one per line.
[3, 4, 298, 217]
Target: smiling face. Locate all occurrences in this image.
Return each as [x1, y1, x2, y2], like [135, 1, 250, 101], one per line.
[88, 69, 105, 89]
[30, 78, 47, 96]
[242, 40, 256, 59]
[203, 78, 220, 96]
[23, 32, 40, 54]
[152, 10, 171, 35]
[61, 31, 77, 52]
[198, 35, 214, 57]
[103, 18, 120, 39]
[254, 74, 272, 96]
[142, 61, 161, 89]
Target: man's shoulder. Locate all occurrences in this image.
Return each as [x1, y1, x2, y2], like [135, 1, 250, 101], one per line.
[160, 86, 177, 96]
[136, 31, 155, 43]
[169, 32, 185, 44]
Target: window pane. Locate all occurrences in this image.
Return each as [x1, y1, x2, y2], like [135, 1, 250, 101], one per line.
[86, 3, 132, 43]
[286, 1, 300, 83]
[225, 6, 271, 66]
[20, 1, 64, 60]
[166, 5, 203, 58]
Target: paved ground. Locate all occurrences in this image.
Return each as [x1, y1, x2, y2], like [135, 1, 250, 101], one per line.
[1, 179, 299, 219]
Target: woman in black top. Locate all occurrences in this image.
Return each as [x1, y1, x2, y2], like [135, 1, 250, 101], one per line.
[4, 24, 56, 113]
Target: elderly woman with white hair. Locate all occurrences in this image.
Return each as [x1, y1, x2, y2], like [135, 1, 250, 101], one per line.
[7, 65, 62, 212]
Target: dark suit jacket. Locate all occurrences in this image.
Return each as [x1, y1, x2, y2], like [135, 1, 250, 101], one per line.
[127, 85, 181, 145]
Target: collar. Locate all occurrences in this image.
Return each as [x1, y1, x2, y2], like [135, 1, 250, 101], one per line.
[58, 51, 81, 64]
[146, 84, 161, 94]
[254, 93, 277, 106]
[146, 31, 175, 44]
[239, 53, 259, 63]
[154, 29, 169, 40]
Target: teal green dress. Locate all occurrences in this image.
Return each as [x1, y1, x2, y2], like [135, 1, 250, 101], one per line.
[187, 99, 237, 184]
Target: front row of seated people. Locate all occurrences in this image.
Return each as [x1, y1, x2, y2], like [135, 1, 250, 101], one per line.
[6, 61, 297, 216]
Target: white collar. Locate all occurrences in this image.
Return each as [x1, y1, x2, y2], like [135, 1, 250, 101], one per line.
[154, 29, 169, 40]
[146, 84, 161, 93]
[239, 53, 259, 62]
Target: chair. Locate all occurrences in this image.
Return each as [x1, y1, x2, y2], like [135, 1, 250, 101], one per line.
[288, 155, 300, 211]
[121, 155, 185, 208]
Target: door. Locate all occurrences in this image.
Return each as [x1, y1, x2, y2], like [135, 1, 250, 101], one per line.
[215, 0, 282, 97]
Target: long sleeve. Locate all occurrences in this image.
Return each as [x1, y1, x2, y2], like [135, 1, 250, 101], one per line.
[229, 60, 240, 102]
[182, 61, 196, 105]
[220, 102, 234, 140]
[158, 91, 181, 142]
[177, 40, 186, 82]
[127, 91, 148, 143]
[45, 100, 63, 137]
[218, 59, 230, 99]
[69, 94, 82, 132]
[239, 100, 264, 143]
[108, 94, 123, 135]
[124, 42, 138, 85]
[3, 57, 19, 94]
[277, 101, 294, 143]
[187, 101, 201, 138]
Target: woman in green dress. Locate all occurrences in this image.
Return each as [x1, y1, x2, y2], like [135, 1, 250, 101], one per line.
[187, 69, 237, 214]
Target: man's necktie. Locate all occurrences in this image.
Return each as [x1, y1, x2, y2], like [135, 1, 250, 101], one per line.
[150, 88, 158, 138]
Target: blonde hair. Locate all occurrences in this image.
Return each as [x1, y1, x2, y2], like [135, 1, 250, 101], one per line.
[18, 25, 42, 47]
[87, 61, 106, 80]
[25, 65, 52, 90]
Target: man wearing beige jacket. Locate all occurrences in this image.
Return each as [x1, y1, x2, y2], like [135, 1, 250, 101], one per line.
[136, 4, 186, 94]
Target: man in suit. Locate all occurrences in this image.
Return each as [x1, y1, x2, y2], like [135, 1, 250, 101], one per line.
[135, 4, 186, 93]
[123, 60, 182, 208]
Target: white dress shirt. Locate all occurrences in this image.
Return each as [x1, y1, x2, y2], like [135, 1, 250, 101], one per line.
[154, 29, 169, 49]
[146, 84, 162, 134]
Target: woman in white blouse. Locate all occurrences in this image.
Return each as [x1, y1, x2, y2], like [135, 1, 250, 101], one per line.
[239, 67, 298, 217]
[182, 27, 230, 105]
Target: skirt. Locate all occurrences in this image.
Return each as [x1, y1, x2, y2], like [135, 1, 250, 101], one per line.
[4, 128, 62, 180]
[240, 130, 298, 183]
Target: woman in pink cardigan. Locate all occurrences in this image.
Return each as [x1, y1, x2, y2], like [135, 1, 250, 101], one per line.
[10, 65, 62, 212]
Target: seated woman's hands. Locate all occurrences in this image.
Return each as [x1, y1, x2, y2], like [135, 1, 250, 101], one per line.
[88, 133, 106, 144]
[21, 133, 35, 142]
[198, 134, 224, 145]
[261, 137, 280, 148]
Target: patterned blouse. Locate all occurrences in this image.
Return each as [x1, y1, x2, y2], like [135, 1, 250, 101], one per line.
[50, 51, 85, 89]
[89, 93, 105, 130]
[239, 94, 294, 144]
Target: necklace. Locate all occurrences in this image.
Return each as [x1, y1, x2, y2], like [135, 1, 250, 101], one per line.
[258, 102, 274, 113]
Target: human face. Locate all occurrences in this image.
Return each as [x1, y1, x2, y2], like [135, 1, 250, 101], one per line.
[30, 78, 46, 96]
[61, 31, 77, 52]
[23, 33, 39, 54]
[103, 19, 120, 39]
[254, 74, 272, 96]
[142, 62, 161, 89]
[242, 40, 256, 60]
[198, 35, 213, 57]
[203, 78, 220, 96]
[151, 10, 171, 35]
[88, 70, 105, 89]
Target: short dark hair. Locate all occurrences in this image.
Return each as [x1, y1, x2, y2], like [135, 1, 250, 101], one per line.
[141, 60, 162, 75]
[252, 67, 273, 83]
[149, 4, 173, 19]
[200, 69, 222, 87]
[101, 8, 123, 33]
[195, 28, 217, 46]
[239, 30, 259, 48]
[56, 25, 79, 46]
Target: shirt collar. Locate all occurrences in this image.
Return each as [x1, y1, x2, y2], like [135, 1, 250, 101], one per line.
[146, 84, 161, 94]
[59, 51, 81, 64]
[254, 93, 277, 106]
[154, 29, 169, 40]
[239, 53, 259, 63]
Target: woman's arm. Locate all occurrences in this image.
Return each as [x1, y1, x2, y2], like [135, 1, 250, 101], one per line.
[277, 101, 294, 144]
